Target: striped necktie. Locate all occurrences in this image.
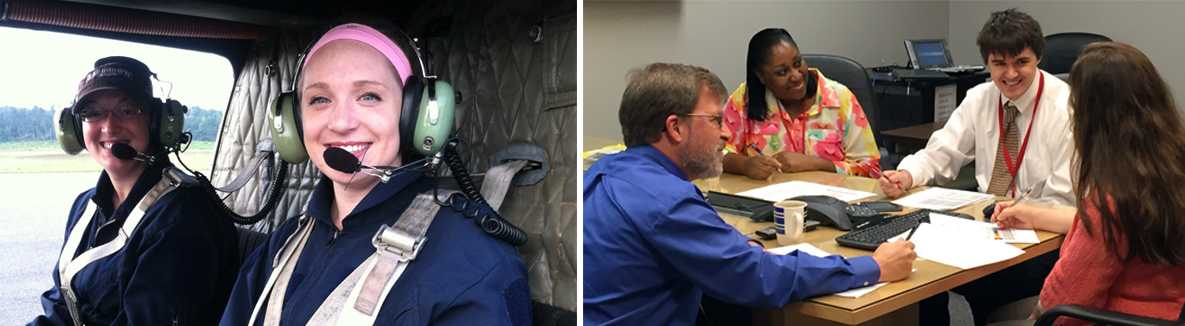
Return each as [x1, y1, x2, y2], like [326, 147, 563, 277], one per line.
[987, 102, 1020, 196]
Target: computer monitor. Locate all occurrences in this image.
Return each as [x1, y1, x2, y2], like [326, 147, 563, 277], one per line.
[904, 39, 953, 69]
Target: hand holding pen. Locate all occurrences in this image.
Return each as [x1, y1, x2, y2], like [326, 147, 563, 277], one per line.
[742, 144, 783, 180]
[878, 170, 914, 198]
[991, 185, 1038, 228]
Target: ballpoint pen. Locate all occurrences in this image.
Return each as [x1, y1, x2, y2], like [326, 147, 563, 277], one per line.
[905, 224, 919, 240]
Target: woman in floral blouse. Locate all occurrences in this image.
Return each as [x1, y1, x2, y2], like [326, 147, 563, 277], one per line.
[722, 28, 881, 179]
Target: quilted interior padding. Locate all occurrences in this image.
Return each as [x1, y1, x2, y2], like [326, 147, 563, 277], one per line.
[210, 32, 323, 237]
[408, 1, 577, 312]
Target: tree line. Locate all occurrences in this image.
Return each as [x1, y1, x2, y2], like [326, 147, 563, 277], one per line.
[0, 106, 223, 142]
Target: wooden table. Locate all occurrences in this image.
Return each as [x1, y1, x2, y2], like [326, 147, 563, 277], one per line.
[881, 122, 941, 155]
[697, 171, 1064, 325]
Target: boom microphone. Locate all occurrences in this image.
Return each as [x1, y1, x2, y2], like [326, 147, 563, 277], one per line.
[111, 143, 156, 164]
[323, 147, 428, 183]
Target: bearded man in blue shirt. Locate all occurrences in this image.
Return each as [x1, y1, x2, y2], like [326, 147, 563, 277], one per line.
[583, 63, 918, 325]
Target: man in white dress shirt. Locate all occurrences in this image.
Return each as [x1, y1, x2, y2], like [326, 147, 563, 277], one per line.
[879, 9, 1074, 326]
[879, 10, 1074, 207]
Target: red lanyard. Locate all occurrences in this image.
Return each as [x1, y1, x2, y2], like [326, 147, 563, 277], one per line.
[997, 73, 1045, 188]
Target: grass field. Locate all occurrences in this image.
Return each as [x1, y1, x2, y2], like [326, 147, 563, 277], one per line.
[0, 140, 217, 174]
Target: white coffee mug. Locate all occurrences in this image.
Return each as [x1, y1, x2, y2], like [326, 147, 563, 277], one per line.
[774, 200, 807, 245]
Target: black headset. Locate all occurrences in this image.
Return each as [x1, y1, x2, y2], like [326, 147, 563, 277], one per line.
[55, 56, 188, 156]
[268, 24, 455, 165]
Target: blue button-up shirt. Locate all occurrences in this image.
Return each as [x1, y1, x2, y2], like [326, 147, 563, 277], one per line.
[583, 146, 880, 325]
[220, 170, 531, 325]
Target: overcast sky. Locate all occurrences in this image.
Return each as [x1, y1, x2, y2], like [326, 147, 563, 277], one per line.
[0, 26, 233, 111]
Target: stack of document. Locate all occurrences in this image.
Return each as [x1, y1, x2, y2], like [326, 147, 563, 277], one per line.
[893, 187, 994, 210]
[738, 181, 877, 202]
[891, 213, 1038, 270]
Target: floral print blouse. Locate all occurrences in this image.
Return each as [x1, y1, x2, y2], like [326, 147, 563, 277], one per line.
[722, 69, 882, 178]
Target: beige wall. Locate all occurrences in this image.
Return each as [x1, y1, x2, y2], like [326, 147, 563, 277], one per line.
[584, 1, 1185, 147]
[584, 0, 951, 145]
[947, 1, 1185, 110]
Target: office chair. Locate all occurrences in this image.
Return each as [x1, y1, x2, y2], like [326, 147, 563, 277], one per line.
[1038, 32, 1112, 75]
[803, 54, 880, 142]
[1034, 303, 1185, 326]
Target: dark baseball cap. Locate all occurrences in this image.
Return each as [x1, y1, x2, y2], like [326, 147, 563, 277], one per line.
[73, 56, 155, 107]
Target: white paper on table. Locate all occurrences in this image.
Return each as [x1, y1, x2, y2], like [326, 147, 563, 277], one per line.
[928, 213, 1040, 244]
[768, 243, 833, 258]
[835, 282, 888, 298]
[737, 181, 876, 203]
[892, 187, 994, 210]
[908, 223, 1024, 270]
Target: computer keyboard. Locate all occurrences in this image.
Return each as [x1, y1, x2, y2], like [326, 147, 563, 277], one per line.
[836, 209, 932, 250]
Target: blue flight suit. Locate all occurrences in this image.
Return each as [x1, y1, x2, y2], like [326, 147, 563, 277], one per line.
[583, 146, 882, 325]
[219, 170, 531, 325]
[29, 163, 241, 325]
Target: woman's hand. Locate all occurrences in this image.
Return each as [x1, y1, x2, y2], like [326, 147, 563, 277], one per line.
[992, 201, 1037, 229]
[774, 151, 831, 173]
[742, 155, 782, 180]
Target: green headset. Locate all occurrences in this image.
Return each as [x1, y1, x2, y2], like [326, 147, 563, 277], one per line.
[269, 25, 456, 164]
[56, 56, 188, 156]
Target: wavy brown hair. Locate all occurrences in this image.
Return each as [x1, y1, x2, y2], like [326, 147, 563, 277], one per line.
[1069, 42, 1185, 265]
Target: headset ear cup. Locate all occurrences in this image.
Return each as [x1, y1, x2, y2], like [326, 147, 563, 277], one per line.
[270, 91, 308, 163]
[55, 107, 84, 155]
[400, 77, 425, 161]
[411, 80, 456, 157]
[157, 99, 187, 150]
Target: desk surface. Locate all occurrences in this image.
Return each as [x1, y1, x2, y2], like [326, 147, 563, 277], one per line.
[697, 172, 1063, 325]
[881, 122, 942, 143]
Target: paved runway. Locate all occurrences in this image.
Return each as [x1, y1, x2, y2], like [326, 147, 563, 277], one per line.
[0, 172, 97, 324]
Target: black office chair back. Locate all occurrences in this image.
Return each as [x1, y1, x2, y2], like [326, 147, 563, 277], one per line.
[1038, 32, 1112, 75]
[803, 54, 880, 141]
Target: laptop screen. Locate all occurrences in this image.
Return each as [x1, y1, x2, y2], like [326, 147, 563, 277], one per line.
[905, 39, 952, 68]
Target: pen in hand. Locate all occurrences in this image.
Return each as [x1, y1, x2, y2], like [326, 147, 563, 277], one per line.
[905, 224, 920, 241]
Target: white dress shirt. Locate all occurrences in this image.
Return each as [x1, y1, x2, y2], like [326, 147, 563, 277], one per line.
[897, 70, 1075, 206]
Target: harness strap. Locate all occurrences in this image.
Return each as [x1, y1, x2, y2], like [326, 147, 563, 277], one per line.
[252, 191, 450, 326]
[480, 160, 530, 211]
[57, 168, 184, 326]
[249, 217, 313, 326]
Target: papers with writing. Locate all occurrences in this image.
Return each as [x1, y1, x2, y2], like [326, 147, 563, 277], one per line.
[892, 187, 994, 210]
[927, 213, 1039, 244]
[991, 227, 1039, 244]
[738, 181, 876, 203]
[906, 222, 1023, 270]
[768, 243, 887, 298]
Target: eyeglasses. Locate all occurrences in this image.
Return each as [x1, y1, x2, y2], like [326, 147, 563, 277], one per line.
[678, 113, 723, 128]
[78, 105, 144, 123]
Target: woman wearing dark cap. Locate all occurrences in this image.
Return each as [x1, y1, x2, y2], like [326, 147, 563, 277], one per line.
[29, 56, 239, 325]
[721, 28, 881, 180]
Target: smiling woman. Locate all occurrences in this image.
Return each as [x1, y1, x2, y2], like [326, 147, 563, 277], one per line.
[0, 25, 235, 325]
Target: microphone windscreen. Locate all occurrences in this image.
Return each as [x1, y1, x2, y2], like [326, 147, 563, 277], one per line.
[111, 143, 138, 160]
[324, 147, 361, 173]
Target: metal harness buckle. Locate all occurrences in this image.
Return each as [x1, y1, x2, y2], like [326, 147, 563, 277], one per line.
[371, 225, 424, 262]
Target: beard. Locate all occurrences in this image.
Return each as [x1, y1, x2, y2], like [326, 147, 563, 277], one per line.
[680, 139, 724, 180]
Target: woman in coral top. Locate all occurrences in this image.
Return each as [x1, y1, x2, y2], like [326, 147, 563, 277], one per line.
[992, 42, 1185, 325]
[721, 28, 881, 180]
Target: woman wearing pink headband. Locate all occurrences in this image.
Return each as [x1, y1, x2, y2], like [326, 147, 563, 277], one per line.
[220, 23, 531, 326]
